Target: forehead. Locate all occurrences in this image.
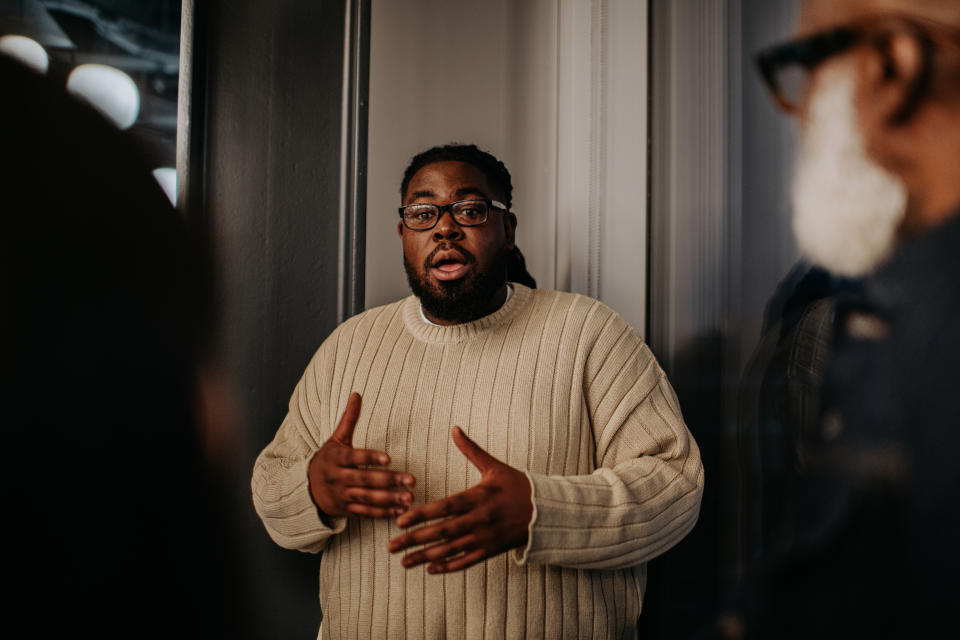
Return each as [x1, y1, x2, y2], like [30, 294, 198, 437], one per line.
[404, 161, 492, 202]
[799, 0, 870, 36]
[798, 0, 957, 37]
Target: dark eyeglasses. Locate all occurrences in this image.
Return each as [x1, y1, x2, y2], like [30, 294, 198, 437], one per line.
[756, 14, 958, 113]
[398, 198, 507, 231]
[756, 27, 863, 113]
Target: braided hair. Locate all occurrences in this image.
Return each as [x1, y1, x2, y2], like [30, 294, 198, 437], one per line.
[400, 143, 536, 288]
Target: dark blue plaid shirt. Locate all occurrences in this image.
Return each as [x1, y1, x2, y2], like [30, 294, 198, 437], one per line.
[744, 209, 960, 639]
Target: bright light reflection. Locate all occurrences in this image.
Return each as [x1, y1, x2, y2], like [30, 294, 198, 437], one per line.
[66, 64, 140, 130]
[0, 35, 49, 74]
[152, 168, 177, 206]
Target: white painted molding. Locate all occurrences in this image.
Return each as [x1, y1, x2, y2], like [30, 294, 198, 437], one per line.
[557, 0, 648, 334]
[649, 0, 731, 366]
[556, 0, 599, 297]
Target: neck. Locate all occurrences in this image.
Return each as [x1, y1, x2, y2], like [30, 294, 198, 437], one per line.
[901, 170, 960, 237]
[423, 283, 510, 326]
[898, 114, 960, 235]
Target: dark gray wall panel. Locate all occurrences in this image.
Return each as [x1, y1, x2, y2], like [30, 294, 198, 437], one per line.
[189, 1, 349, 636]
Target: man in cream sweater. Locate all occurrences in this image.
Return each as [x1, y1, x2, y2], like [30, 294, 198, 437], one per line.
[252, 144, 704, 639]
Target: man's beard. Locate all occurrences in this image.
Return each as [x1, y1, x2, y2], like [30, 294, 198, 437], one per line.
[405, 243, 510, 324]
[791, 63, 908, 277]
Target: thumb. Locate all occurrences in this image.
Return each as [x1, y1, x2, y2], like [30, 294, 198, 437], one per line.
[332, 392, 362, 446]
[452, 426, 497, 473]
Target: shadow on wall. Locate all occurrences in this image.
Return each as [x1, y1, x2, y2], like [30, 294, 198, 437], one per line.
[639, 331, 728, 639]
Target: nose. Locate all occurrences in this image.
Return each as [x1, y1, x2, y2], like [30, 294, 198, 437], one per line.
[432, 208, 465, 241]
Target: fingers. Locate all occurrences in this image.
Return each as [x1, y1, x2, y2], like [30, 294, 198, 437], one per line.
[428, 549, 487, 574]
[389, 511, 475, 552]
[327, 485, 412, 519]
[344, 487, 413, 509]
[387, 516, 473, 553]
[395, 490, 474, 529]
[451, 426, 497, 473]
[346, 503, 408, 519]
[331, 392, 362, 445]
[322, 480, 411, 519]
[389, 517, 488, 573]
[389, 528, 489, 573]
[336, 446, 392, 468]
[311, 393, 424, 520]
[330, 468, 413, 516]
[396, 532, 479, 568]
[338, 467, 415, 490]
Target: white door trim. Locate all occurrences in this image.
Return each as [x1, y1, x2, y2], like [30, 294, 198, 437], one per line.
[556, 0, 649, 335]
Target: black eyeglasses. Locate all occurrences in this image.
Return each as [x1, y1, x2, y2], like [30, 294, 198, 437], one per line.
[755, 14, 957, 113]
[398, 198, 508, 231]
[756, 27, 862, 113]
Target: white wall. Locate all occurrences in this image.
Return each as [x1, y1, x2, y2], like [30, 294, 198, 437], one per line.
[366, 0, 648, 334]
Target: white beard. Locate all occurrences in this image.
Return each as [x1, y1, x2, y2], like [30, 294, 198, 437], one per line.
[791, 64, 907, 277]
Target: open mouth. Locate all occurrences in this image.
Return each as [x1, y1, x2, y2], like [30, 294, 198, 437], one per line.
[429, 248, 472, 281]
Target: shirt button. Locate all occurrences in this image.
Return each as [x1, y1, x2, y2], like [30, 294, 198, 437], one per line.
[843, 311, 889, 341]
[821, 409, 844, 441]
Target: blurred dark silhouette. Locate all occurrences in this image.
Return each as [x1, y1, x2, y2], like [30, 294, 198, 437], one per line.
[0, 54, 244, 638]
[727, 1, 960, 637]
[737, 263, 861, 565]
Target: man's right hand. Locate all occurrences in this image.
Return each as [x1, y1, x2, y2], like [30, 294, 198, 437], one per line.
[308, 392, 415, 519]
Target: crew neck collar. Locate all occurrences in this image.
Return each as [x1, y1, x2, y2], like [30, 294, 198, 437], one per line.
[419, 284, 514, 327]
[404, 283, 532, 344]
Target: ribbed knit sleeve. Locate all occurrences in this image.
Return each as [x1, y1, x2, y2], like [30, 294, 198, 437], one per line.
[251, 342, 347, 553]
[515, 308, 704, 569]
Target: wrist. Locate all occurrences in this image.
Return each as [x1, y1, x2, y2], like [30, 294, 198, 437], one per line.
[307, 449, 331, 513]
[512, 470, 538, 565]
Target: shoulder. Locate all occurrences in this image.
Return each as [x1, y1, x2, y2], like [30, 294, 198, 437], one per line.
[525, 288, 636, 336]
[525, 292, 667, 402]
[339, 296, 410, 333]
[311, 296, 411, 363]
[520, 288, 644, 364]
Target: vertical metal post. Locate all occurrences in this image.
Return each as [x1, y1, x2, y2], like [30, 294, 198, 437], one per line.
[339, 0, 370, 322]
[176, 0, 206, 221]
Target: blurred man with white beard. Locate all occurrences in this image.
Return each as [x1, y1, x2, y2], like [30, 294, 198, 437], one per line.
[732, 0, 960, 637]
[790, 62, 908, 277]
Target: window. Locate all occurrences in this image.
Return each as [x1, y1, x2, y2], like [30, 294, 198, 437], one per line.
[1, 0, 181, 203]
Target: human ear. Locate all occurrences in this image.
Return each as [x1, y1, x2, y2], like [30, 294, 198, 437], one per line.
[397, 220, 404, 237]
[862, 31, 929, 126]
[504, 212, 517, 250]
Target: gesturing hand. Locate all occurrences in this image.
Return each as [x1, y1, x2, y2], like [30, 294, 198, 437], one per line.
[387, 426, 533, 574]
[308, 392, 415, 519]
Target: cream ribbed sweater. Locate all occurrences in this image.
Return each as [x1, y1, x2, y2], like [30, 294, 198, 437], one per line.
[252, 284, 703, 639]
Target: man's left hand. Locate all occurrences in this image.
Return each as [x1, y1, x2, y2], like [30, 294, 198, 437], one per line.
[387, 426, 533, 574]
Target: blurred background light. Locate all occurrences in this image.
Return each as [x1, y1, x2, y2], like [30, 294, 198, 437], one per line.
[0, 34, 48, 73]
[66, 63, 139, 129]
[152, 167, 176, 206]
